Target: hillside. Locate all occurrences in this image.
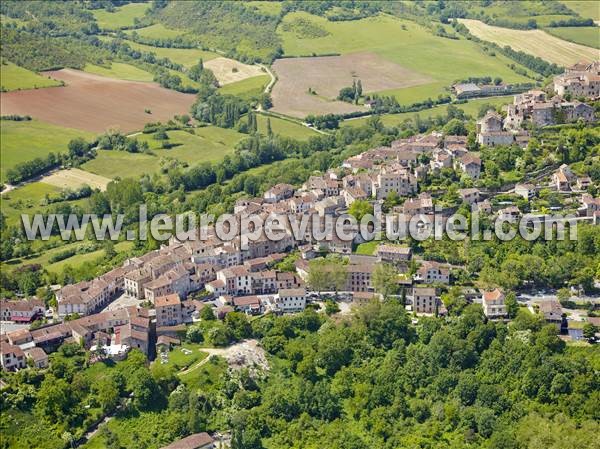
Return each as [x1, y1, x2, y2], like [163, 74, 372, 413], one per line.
[460, 19, 599, 66]
[1, 4, 599, 448]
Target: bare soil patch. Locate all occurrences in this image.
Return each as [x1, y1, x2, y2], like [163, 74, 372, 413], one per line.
[182, 339, 269, 375]
[0, 69, 196, 133]
[271, 52, 432, 118]
[41, 168, 111, 191]
[204, 57, 265, 85]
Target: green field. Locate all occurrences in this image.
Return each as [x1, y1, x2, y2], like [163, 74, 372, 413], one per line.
[46, 241, 133, 274]
[83, 62, 154, 81]
[86, 52, 201, 88]
[220, 74, 269, 98]
[126, 23, 189, 40]
[499, 14, 579, 27]
[0, 60, 61, 91]
[92, 2, 150, 30]
[342, 95, 514, 128]
[82, 127, 245, 179]
[256, 114, 319, 140]
[81, 151, 160, 180]
[0, 182, 61, 225]
[155, 344, 208, 371]
[355, 240, 378, 255]
[544, 26, 600, 49]
[137, 127, 245, 165]
[277, 13, 531, 105]
[0, 14, 25, 26]
[166, 67, 201, 90]
[561, 1, 600, 22]
[178, 354, 228, 388]
[2, 240, 133, 274]
[0, 119, 95, 183]
[247, 1, 283, 16]
[120, 39, 219, 67]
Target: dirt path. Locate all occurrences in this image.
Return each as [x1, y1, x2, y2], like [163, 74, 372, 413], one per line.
[178, 347, 227, 375]
[257, 63, 276, 94]
[179, 339, 268, 376]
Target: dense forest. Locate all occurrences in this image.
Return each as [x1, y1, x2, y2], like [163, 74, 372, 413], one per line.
[2, 299, 599, 448]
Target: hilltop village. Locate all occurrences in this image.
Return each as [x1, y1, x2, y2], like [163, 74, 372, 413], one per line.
[2, 0, 600, 446]
[3, 61, 599, 376]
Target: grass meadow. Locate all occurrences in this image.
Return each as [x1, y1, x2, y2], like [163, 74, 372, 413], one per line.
[126, 23, 189, 40]
[1, 60, 61, 91]
[276, 13, 531, 106]
[2, 241, 134, 274]
[0, 119, 94, 183]
[247, 1, 283, 16]
[82, 127, 245, 179]
[544, 26, 600, 49]
[83, 62, 154, 82]
[119, 39, 219, 67]
[560, 1, 600, 22]
[342, 95, 515, 128]
[255, 114, 320, 140]
[92, 2, 150, 30]
[220, 74, 270, 98]
[1, 182, 62, 225]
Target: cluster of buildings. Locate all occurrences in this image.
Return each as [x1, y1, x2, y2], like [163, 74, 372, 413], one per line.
[343, 132, 482, 188]
[476, 109, 531, 147]
[472, 62, 597, 147]
[501, 62, 598, 132]
[551, 163, 594, 193]
[553, 61, 600, 99]
[1, 298, 45, 323]
[3, 64, 599, 372]
[504, 90, 594, 130]
[1, 305, 150, 370]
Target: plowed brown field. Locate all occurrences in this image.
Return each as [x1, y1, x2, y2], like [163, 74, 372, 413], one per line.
[271, 52, 432, 118]
[0, 69, 196, 133]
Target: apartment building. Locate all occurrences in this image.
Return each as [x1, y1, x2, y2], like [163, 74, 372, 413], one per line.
[482, 289, 506, 318]
[276, 288, 306, 313]
[155, 294, 184, 327]
[412, 287, 440, 314]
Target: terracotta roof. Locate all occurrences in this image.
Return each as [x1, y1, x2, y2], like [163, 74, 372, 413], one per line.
[460, 154, 481, 166]
[233, 296, 261, 307]
[1, 343, 24, 357]
[221, 265, 250, 278]
[157, 335, 180, 346]
[160, 433, 214, 449]
[482, 289, 504, 303]
[24, 347, 47, 362]
[155, 294, 181, 308]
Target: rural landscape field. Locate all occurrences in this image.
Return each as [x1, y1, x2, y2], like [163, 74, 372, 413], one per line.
[1, 1, 599, 449]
